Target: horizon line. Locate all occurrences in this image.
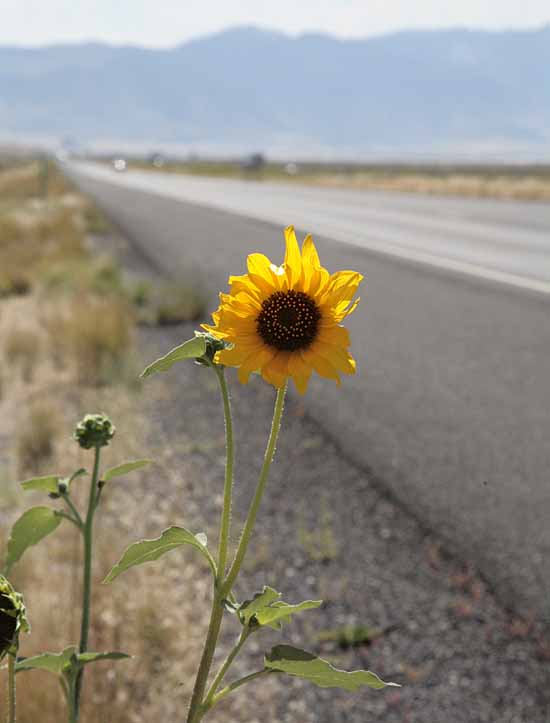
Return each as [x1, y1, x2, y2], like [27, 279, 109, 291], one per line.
[1, 21, 549, 52]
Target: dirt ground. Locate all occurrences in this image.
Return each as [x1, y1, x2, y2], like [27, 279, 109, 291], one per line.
[1, 168, 549, 722]
[108, 228, 550, 723]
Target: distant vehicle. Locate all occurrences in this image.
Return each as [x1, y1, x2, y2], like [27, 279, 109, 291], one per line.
[284, 162, 298, 176]
[55, 149, 69, 163]
[149, 153, 165, 168]
[241, 152, 266, 172]
[112, 158, 127, 172]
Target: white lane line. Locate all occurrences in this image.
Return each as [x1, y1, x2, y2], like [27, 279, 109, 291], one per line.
[69, 162, 550, 296]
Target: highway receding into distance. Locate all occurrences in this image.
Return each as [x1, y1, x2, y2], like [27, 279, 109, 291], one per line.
[68, 161, 550, 619]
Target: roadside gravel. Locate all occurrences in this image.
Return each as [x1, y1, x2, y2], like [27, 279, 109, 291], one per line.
[108, 231, 550, 723]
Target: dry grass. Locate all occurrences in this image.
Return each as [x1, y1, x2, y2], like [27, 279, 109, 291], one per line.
[40, 254, 126, 300]
[131, 278, 206, 326]
[0, 157, 275, 723]
[0, 159, 72, 202]
[0, 208, 86, 297]
[133, 157, 550, 201]
[16, 399, 60, 475]
[43, 295, 134, 386]
[0, 382, 279, 723]
[303, 170, 550, 200]
[151, 281, 206, 325]
[83, 203, 111, 235]
[4, 328, 39, 382]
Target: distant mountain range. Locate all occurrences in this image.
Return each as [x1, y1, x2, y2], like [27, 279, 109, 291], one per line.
[1, 25, 550, 158]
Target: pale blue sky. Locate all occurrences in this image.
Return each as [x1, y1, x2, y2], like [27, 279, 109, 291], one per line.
[1, 0, 549, 47]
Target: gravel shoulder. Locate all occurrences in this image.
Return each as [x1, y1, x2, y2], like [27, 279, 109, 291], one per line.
[109, 230, 550, 723]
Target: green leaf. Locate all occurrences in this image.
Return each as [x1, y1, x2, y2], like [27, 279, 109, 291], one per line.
[264, 645, 400, 691]
[238, 586, 281, 626]
[20, 476, 60, 494]
[16, 648, 131, 676]
[103, 459, 153, 482]
[6, 507, 63, 573]
[67, 468, 88, 486]
[317, 624, 384, 648]
[77, 651, 131, 665]
[21, 470, 88, 495]
[141, 337, 207, 378]
[238, 587, 321, 629]
[256, 600, 323, 630]
[103, 525, 215, 583]
[16, 646, 77, 675]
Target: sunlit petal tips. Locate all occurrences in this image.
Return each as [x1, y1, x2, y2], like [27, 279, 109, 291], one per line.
[202, 227, 363, 394]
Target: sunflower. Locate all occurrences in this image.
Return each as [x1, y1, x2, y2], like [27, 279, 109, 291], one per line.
[202, 226, 362, 394]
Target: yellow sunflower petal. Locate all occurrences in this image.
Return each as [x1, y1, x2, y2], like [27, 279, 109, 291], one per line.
[216, 345, 249, 367]
[284, 225, 302, 289]
[219, 292, 259, 315]
[308, 265, 331, 297]
[229, 274, 262, 301]
[238, 365, 252, 384]
[292, 373, 310, 395]
[302, 349, 342, 384]
[317, 324, 351, 348]
[203, 225, 361, 393]
[334, 297, 361, 321]
[261, 352, 290, 388]
[300, 234, 319, 293]
[246, 253, 280, 296]
[322, 271, 364, 306]
[288, 351, 312, 395]
[315, 343, 356, 375]
[247, 253, 272, 278]
[236, 346, 278, 384]
[301, 233, 320, 269]
[212, 312, 257, 334]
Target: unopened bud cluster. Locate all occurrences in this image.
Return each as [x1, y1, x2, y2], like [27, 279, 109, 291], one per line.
[0, 576, 29, 659]
[74, 413, 115, 449]
[194, 331, 227, 365]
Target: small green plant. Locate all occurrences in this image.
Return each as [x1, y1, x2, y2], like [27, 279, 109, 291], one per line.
[83, 204, 110, 235]
[104, 227, 398, 722]
[0, 575, 29, 723]
[5, 226, 399, 722]
[318, 624, 397, 650]
[132, 278, 206, 326]
[153, 281, 205, 325]
[297, 496, 339, 563]
[129, 278, 152, 308]
[5, 413, 144, 722]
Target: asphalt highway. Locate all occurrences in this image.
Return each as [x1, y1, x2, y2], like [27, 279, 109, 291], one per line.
[67, 161, 550, 618]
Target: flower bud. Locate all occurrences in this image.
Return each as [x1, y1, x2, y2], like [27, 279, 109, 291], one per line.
[193, 331, 227, 365]
[74, 413, 115, 449]
[0, 576, 29, 660]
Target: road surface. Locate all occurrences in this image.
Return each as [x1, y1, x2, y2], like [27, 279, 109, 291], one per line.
[67, 161, 550, 618]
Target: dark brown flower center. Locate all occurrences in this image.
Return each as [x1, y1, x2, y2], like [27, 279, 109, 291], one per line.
[0, 593, 16, 654]
[257, 290, 320, 351]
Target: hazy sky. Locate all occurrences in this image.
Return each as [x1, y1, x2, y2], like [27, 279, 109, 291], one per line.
[2, 0, 549, 47]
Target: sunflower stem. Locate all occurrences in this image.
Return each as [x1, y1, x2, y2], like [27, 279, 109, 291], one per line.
[222, 383, 287, 596]
[73, 443, 101, 721]
[203, 627, 250, 706]
[204, 669, 272, 711]
[61, 492, 84, 529]
[186, 383, 287, 723]
[184, 366, 235, 723]
[214, 366, 234, 578]
[7, 654, 16, 723]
